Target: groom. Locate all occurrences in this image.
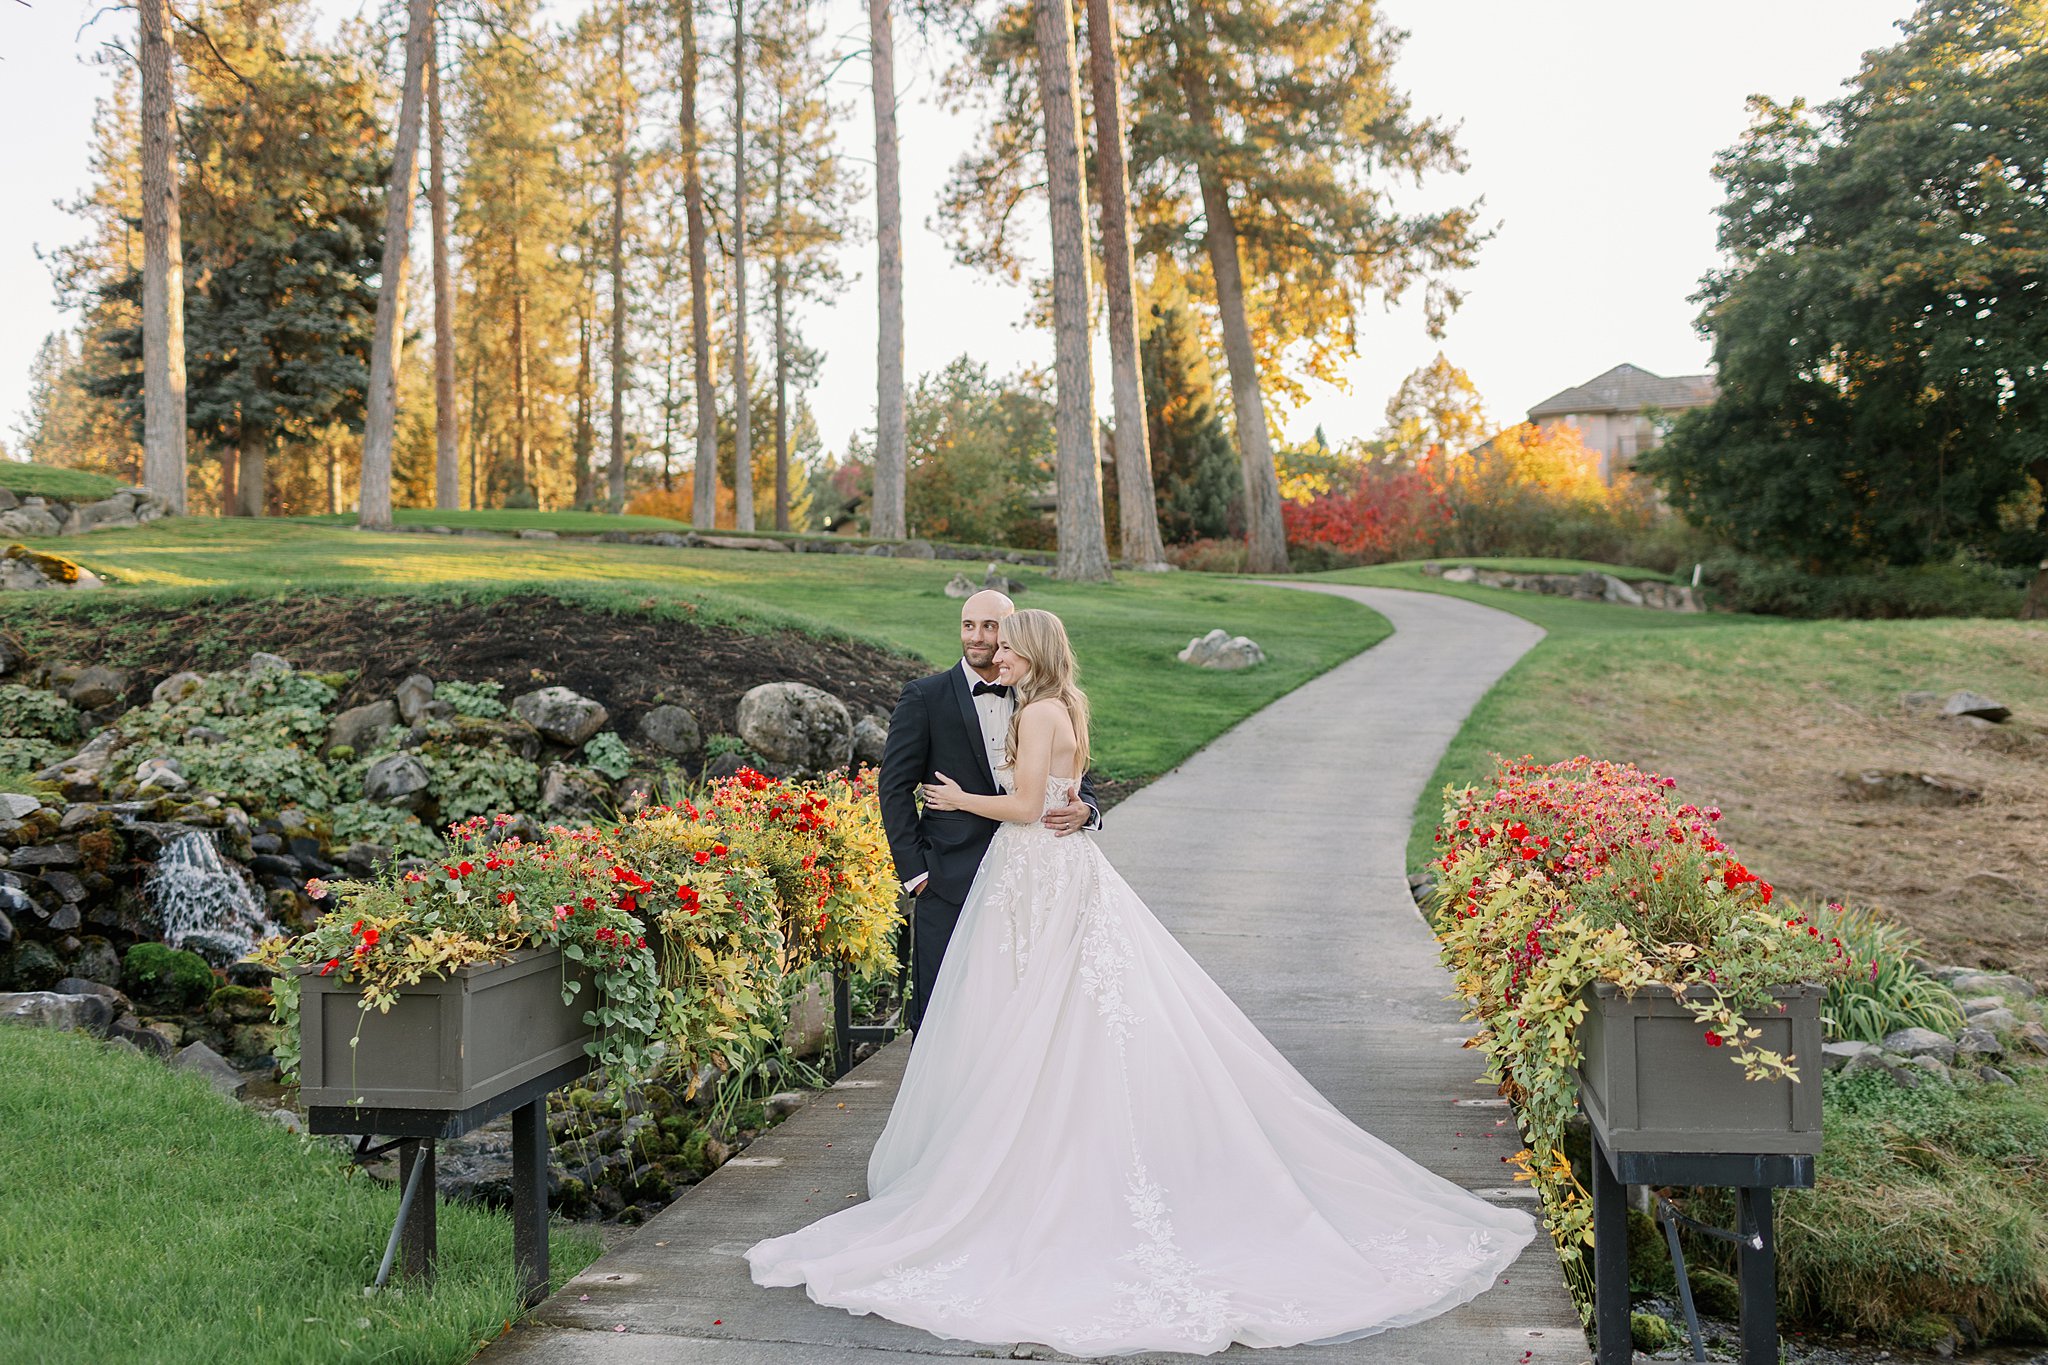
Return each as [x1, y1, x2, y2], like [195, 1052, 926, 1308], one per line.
[878, 589, 1101, 1033]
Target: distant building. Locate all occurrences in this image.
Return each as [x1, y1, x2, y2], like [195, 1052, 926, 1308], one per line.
[1526, 363, 1718, 483]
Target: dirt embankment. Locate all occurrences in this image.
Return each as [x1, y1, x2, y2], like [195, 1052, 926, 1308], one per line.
[7, 593, 928, 741]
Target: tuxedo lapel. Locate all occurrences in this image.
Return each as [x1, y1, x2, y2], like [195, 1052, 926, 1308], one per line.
[947, 665, 1000, 792]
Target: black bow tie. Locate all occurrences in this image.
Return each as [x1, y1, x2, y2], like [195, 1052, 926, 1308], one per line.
[972, 681, 1010, 698]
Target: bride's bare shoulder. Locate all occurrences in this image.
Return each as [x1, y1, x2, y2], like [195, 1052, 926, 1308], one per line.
[1017, 697, 1075, 729]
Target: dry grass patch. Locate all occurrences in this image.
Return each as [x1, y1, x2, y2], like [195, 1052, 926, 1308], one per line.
[1341, 563, 2048, 982]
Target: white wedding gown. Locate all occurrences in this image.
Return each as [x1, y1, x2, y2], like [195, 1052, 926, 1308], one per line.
[747, 776, 1536, 1356]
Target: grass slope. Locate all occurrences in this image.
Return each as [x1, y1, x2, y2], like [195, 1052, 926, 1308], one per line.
[1322, 562, 2048, 980]
[14, 517, 1390, 782]
[0, 1026, 600, 1364]
[0, 462, 125, 503]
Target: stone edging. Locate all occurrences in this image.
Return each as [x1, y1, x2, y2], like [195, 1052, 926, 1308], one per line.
[1422, 561, 1702, 612]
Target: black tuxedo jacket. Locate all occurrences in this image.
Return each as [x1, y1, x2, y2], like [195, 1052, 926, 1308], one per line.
[877, 663, 1101, 905]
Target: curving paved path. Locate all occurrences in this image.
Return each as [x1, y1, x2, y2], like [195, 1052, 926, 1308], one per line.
[477, 584, 1587, 1365]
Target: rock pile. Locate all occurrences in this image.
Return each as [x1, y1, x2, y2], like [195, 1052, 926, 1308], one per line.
[1421, 562, 1702, 612]
[1178, 629, 1267, 670]
[0, 482, 173, 540]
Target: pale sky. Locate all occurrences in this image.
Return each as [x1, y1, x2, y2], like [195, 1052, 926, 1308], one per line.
[1, 0, 1915, 462]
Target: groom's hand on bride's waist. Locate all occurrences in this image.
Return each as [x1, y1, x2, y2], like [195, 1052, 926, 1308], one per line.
[1042, 797, 1093, 837]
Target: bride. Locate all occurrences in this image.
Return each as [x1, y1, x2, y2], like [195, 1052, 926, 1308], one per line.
[747, 609, 1535, 1356]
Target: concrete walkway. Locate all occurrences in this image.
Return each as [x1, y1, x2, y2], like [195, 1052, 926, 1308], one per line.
[477, 584, 1586, 1365]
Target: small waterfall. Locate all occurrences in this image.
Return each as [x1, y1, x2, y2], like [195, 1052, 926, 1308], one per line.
[146, 830, 280, 966]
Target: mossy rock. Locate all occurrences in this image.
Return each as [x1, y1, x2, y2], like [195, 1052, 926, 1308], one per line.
[1630, 1311, 1682, 1352]
[206, 984, 273, 1023]
[5, 940, 66, 991]
[1688, 1265, 1741, 1321]
[1626, 1208, 1676, 1294]
[121, 942, 218, 1009]
[1895, 1313, 1962, 1353]
[3, 544, 82, 585]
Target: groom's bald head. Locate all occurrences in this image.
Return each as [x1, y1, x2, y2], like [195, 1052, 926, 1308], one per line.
[960, 590, 1016, 674]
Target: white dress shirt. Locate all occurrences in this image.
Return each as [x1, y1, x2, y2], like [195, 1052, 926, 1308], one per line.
[964, 656, 1017, 794]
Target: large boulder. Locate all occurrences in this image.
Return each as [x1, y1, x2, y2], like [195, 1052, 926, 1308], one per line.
[852, 715, 890, 768]
[151, 670, 206, 706]
[736, 683, 853, 774]
[512, 686, 610, 746]
[172, 1041, 246, 1099]
[364, 753, 431, 809]
[1178, 629, 1267, 671]
[540, 763, 611, 817]
[34, 729, 123, 796]
[64, 665, 131, 711]
[1881, 1027, 1957, 1064]
[0, 989, 114, 1037]
[637, 704, 703, 757]
[395, 674, 438, 725]
[1949, 971, 2038, 1001]
[1942, 691, 2010, 723]
[0, 794, 42, 821]
[326, 699, 399, 754]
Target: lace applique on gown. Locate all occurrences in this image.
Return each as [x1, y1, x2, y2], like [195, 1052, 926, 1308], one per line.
[746, 776, 1535, 1356]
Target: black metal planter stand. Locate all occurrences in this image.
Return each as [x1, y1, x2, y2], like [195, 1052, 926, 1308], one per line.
[830, 902, 914, 1078]
[309, 1054, 591, 1306]
[1591, 1129, 1814, 1365]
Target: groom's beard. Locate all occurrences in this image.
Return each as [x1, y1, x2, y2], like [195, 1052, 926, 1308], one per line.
[963, 645, 997, 670]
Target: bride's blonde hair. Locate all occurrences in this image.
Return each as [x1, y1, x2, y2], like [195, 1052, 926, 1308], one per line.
[1000, 609, 1090, 775]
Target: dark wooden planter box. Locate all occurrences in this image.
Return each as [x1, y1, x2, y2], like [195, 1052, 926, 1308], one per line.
[298, 947, 594, 1110]
[1575, 981, 1823, 1157]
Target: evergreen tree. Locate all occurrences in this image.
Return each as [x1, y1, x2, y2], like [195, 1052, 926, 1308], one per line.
[1141, 298, 1238, 543]
[84, 0, 384, 516]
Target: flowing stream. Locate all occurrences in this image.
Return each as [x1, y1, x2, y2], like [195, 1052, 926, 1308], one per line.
[146, 830, 280, 966]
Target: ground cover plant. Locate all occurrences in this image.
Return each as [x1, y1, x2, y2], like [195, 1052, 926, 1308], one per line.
[0, 1024, 601, 1364]
[1327, 562, 2048, 984]
[12, 516, 1390, 782]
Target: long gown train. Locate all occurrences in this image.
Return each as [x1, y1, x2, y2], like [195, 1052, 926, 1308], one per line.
[746, 776, 1536, 1356]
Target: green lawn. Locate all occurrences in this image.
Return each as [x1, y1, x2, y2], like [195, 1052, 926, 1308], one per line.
[0, 462, 126, 502]
[17, 516, 1391, 782]
[295, 508, 703, 534]
[0, 1026, 601, 1364]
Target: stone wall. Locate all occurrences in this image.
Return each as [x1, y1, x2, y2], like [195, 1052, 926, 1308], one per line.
[0, 483, 174, 540]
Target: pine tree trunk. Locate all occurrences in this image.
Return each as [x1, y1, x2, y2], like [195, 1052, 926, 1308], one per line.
[327, 442, 340, 514]
[575, 302, 594, 506]
[774, 263, 790, 533]
[138, 0, 187, 515]
[510, 191, 531, 498]
[866, 0, 907, 539]
[359, 0, 435, 528]
[1172, 11, 1286, 574]
[467, 364, 481, 509]
[680, 0, 718, 528]
[218, 446, 237, 518]
[236, 427, 266, 517]
[772, 112, 790, 532]
[1085, 0, 1166, 568]
[1033, 0, 1113, 582]
[731, 0, 754, 531]
[608, 0, 630, 515]
[428, 22, 459, 511]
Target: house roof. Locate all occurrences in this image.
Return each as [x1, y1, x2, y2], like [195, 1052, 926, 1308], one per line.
[1527, 364, 1717, 419]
